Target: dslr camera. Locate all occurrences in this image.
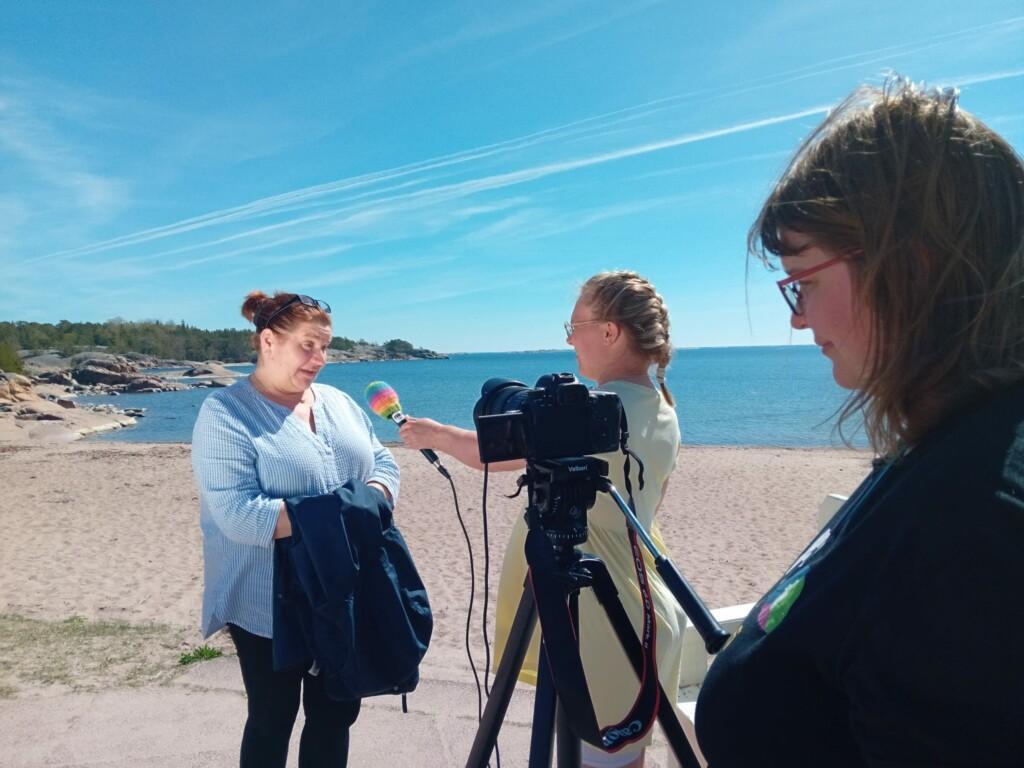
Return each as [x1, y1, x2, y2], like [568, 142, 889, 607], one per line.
[473, 372, 622, 464]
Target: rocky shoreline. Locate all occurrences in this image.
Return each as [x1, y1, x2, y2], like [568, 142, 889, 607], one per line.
[0, 345, 448, 445]
[0, 371, 141, 445]
[326, 344, 447, 363]
[0, 353, 171, 444]
[22, 352, 239, 397]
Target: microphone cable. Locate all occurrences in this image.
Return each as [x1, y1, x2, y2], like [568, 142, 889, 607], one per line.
[482, 465, 494, 697]
[448, 465, 500, 768]
[445, 469, 485, 726]
[481, 464, 501, 768]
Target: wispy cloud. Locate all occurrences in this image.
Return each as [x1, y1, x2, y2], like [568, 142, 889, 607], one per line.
[950, 67, 1024, 87]
[29, 102, 828, 282]
[54, 16, 1024, 271]
[0, 82, 128, 217]
[711, 15, 1024, 108]
[401, 264, 579, 305]
[628, 150, 794, 182]
[525, 0, 667, 54]
[0, 68, 341, 265]
[459, 190, 728, 246]
[0, 194, 29, 251]
[372, 0, 600, 79]
[987, 112, 1024, 132]
[42, 19, 1021, 270]
[14, 17, 1021, 306]
[302, 253, 460, 290]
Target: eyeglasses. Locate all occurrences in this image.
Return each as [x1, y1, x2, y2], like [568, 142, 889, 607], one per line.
[776, 256, 847, 315]
[259, 294, 331, 330]
[563, 319, 606, 339]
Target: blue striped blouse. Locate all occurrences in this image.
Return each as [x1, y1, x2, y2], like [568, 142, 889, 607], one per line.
[191, 377, 400, 638]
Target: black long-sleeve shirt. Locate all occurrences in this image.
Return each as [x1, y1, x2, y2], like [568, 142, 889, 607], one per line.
[696, 384, 1024, 766]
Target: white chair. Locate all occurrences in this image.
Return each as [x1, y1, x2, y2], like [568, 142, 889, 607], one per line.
[817, 492, 849, 527]
[677, 601, 755, 724]
[678, 602, 754, 688]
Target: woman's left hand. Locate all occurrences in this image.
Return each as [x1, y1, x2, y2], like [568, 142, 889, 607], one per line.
[367, 481, 393, 504]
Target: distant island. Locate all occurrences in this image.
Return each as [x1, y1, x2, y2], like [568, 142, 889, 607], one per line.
[0, 319, 445, 369]
[0, 319, 447, 441]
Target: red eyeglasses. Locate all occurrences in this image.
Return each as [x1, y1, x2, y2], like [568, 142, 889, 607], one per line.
[776, 255, 847, 315]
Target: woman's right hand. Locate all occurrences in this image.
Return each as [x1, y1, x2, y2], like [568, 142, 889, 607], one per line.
[398, 418, 520, 472]
[273, 502, 292, 539]
[399, 416, 444, 450]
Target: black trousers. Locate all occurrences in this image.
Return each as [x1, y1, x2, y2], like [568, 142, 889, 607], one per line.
[227, 624, 361, 768]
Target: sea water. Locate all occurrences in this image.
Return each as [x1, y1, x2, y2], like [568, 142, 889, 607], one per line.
[80, 345, 863, 447]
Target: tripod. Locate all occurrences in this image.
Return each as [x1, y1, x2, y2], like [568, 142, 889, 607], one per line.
[466, 458, 728, 768]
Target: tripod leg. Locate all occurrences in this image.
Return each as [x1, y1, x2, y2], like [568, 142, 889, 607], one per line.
[467, 585, 539, 768]
[554, 589, 582, 768]
[529, 645, 556, 767]
[555, 699, 581, 768]
[583, 558, 704, 768]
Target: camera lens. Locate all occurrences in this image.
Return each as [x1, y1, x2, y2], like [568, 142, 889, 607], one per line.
[474, 378, 530, 419]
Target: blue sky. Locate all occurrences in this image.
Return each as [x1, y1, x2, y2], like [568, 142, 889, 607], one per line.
[2, 2, 1022, 353]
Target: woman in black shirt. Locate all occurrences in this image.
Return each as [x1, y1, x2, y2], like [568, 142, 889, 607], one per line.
[695, 77, 1024, 766]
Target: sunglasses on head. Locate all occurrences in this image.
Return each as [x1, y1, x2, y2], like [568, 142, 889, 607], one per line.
[258, 294, 331, 330]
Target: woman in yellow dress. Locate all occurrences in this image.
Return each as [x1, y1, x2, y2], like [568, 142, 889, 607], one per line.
[399, 270, 687, 768]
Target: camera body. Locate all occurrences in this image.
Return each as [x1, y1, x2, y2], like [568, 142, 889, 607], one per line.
[473, 372, 622, 464]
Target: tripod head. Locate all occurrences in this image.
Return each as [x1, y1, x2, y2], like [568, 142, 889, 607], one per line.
[522, 456, 608, 550]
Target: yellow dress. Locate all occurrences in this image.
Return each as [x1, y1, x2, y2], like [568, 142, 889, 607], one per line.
[493, 380, 684, 747]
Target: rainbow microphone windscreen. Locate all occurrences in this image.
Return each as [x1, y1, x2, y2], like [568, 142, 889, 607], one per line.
[365, 381, 404, 423]
[364, 380, 450, 479]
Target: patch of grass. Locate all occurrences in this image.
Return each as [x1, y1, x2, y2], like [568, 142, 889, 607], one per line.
[0, 613, 189, 696]
[179, 644, 223, 666]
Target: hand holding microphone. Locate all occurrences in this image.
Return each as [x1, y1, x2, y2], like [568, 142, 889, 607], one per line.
[365, 381, 451, 480]
[396, 415, 445, 450]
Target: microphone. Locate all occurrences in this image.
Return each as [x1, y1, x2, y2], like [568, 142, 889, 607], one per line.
[365, 381, 451, 479]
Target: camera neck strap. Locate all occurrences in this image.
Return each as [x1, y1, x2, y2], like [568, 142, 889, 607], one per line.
[524, 510, 660, 751]
[618, 408, 645, 496]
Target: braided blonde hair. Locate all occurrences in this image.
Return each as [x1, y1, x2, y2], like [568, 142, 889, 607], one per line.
[580, 270, 675, 407]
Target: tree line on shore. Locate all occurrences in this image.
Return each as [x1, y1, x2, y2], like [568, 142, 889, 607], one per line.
[0, 319, 423, 373]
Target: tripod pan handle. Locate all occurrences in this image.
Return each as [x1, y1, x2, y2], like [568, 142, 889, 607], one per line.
[656, 557, 731, 654]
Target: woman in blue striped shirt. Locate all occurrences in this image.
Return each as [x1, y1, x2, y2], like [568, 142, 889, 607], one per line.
[192, 290, 400, 768]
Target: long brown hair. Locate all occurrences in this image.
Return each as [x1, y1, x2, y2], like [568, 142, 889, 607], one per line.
[750, 76, 1024, 455]
[580, 270, 676, 406]
[241, 291, 331, 352]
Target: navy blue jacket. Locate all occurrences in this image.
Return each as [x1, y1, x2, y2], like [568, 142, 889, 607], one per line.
[273, 480, 432, 701]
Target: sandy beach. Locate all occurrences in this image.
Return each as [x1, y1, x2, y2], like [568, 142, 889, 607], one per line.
[0, 440, 872, 764]
[0, 441, 871, 674]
